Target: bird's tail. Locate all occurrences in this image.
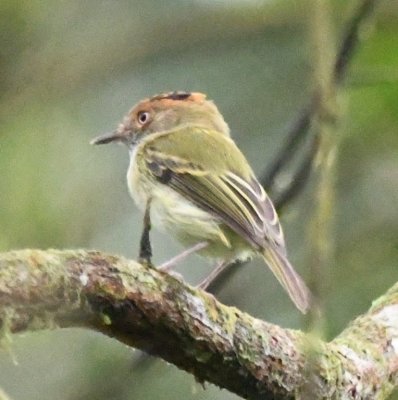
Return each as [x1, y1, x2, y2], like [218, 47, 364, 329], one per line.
[262, 246, 311, 314]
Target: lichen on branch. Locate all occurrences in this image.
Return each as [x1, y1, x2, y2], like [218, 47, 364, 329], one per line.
[0, 249, 397, 399]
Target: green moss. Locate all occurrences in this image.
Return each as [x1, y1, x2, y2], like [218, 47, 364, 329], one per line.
[0, 308, 17, 365]
[29, 312, 59, 331]
[370, 283, 398, 311]
[100, 313, 112, 326]
[0, 308, 12, 345]
[194, 350, 213, 363]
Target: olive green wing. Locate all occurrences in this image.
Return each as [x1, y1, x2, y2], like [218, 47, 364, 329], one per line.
[143, 127, 285, 252]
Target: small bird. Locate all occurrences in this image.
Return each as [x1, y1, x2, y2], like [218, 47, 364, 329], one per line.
[91, 91, 311, 313]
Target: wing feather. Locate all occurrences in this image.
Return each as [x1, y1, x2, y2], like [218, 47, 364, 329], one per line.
[145, 142, 285, 252]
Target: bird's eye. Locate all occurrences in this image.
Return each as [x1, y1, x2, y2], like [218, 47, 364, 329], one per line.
[137, 111, 150, 125]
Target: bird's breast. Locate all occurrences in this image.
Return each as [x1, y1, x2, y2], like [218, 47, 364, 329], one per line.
[127, 153, 223, 244]
[127, 145, 149, 212]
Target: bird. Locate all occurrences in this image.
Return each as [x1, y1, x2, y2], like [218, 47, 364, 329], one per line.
[91, 91, 311, 313]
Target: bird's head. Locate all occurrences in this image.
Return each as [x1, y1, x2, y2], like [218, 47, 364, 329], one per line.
[91, 91, 230, 148]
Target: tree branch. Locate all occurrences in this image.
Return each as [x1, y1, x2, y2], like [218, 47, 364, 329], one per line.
[261, 0, 379, 202]
[1, 249, 397, 399]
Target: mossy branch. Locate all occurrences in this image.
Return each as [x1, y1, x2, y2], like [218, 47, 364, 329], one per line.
[0, 249, 397, 399]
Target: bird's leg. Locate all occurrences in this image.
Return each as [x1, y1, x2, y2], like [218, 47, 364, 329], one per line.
[197, 260, 231, 290]
[138, 199, 153, 267]
[158, 241, 208, 272]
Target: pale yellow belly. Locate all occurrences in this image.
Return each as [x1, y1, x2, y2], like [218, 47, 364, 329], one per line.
[128, 157, 221, 232]
[127, 156, 252, 262]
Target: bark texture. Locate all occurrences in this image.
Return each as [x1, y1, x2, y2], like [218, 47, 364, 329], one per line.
[0, 249, 397, 399]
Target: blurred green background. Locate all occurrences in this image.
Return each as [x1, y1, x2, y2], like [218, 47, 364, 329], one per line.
[0, 0, 397, 399]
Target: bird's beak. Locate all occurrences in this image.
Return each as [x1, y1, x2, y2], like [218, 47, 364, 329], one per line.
[90, 130, 125, 145]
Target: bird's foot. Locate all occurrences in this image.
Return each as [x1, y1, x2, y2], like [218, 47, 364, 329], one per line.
[138, 256, 155, 269]
[196, 260, 230, 290]
[158, 241, 209, 272]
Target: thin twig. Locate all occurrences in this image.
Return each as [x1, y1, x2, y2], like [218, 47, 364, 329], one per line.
[333, 0, 378, 85]
[261, 0, 379, 199]
[273, 134, 320, 211]
[261, 96, 319, 190]
[303, 0, 336, 338]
